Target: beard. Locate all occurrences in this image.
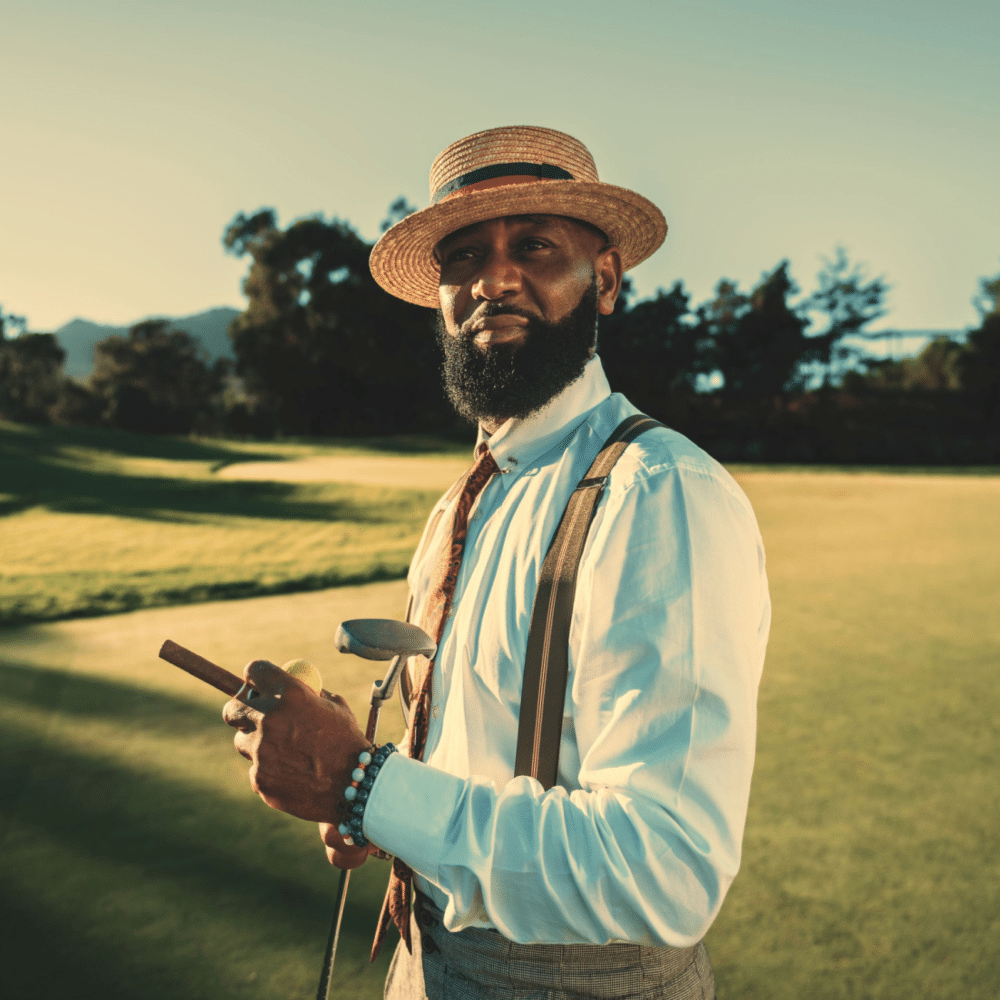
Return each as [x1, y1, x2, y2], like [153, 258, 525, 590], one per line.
[436, 280, 599, 426]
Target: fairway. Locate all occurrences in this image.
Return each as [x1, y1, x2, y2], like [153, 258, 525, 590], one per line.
[0, 422, 469, 625]
[2, 454, 998, 998]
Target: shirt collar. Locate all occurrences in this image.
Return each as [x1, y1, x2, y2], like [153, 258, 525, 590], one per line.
[475, 355, 612, 485]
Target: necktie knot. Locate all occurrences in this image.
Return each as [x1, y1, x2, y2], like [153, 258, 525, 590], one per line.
[471, 442, 500, 483]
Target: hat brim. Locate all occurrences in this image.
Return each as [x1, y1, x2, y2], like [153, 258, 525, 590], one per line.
[369, 180, 667, 308]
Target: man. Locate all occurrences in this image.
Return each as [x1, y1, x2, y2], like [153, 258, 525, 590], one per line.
[224, 126, 770, 1000]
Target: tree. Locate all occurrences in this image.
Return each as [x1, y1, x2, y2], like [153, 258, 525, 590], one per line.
[847, 335, 965, 392]
[0, 330, 66, 423]
[0, 306, 27, 339]
[91, 320, 228, 433]
[972, 268, 1000, 320]
[699, 262, 812, 400]
[693, 251, 888, 403]
[380, 197, 417, 233]
[223, 207, 451, 436]
[806, 248, 888, 386]
[600, 281, 705, 418]
[959, 267, 1000, 425]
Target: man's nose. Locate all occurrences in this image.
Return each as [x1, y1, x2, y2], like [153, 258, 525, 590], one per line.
[471, 252, 521, 300]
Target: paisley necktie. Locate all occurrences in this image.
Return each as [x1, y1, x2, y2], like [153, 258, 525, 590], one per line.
[371, 443, 499, 960]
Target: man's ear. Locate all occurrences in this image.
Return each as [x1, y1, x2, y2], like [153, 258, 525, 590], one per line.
[596, 247, 624, 316]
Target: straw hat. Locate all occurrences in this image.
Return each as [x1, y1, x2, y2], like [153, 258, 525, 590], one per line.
[369, 125, 667, 307]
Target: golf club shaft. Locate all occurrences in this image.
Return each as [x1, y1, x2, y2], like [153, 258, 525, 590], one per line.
[316, 867, 351, 1000]
[317, 677, 393, 996]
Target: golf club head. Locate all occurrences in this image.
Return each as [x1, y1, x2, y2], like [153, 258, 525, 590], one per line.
[335, 618, 436, 661]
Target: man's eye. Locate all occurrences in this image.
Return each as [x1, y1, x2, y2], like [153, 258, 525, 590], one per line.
[444, 247, 476, 263]
[520, 239, 548, 251]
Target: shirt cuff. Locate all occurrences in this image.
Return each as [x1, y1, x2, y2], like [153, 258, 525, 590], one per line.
[362, 752, 465, 878]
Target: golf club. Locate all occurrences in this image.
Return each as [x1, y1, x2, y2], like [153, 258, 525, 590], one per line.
[159, 622, 435, 999]
[316, 618, 435, 1000]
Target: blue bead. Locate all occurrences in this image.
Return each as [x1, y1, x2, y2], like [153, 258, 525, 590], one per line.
[344, 786, 357, 801]
[367, 765, 380, 779]
[352, 767, 366, 782]
[338, 823, 350, 836]
[357, 788, 368, 802]
[358, 751, 372, 765]
[353, 803, 364, 816]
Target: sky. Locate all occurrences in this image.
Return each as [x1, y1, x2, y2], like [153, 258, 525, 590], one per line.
[3, 0, 998, 336]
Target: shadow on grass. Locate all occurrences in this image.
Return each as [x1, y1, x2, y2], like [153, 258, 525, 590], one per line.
[0, 891, 204, 1000]
[0, 659, 396, 999]
[0, 559, 411, 627]
[1, 422, 438, 523]
[0, 420, 282, 463]
[0, 659, 226, 732]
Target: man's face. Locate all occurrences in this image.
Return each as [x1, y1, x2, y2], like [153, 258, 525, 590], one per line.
[435, 215, 622, 426]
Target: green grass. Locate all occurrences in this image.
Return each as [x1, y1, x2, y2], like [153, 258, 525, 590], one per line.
[2, 429, 998, 998]
[0, 583, 413, 1000]
[0, 422, 467, 625]
[705, 470, 1000, 998]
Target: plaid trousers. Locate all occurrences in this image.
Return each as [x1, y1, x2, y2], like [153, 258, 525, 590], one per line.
[384, 893, 716, 1000]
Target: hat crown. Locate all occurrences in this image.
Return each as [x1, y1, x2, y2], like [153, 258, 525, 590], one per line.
[429, 126, 600, 200]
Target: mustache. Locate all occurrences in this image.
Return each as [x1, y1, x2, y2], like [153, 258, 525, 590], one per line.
[459, 303, 537, 338]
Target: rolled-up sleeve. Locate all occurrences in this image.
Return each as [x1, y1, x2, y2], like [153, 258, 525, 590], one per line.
[364, 459, 769, 947]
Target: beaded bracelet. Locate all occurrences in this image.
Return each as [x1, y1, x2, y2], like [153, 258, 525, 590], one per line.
[338, 742, 397, 849]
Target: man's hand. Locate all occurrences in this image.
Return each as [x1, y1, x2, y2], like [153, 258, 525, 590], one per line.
[318, 822, 376, 870]
[222, 659, 369, 825]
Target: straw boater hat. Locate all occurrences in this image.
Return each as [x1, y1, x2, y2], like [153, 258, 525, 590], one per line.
[369, 125, 667, 308]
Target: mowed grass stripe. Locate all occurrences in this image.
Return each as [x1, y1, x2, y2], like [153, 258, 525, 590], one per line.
[1, 422, 466, 624]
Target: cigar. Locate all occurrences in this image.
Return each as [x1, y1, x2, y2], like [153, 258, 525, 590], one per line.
[159, 639, 245, 697]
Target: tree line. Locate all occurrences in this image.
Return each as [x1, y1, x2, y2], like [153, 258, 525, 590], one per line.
[2, 202, 998, 463]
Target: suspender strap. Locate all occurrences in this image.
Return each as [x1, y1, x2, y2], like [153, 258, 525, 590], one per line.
[514, 414, 664, 789]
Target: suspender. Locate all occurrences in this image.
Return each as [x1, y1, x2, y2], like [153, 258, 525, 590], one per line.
[514, 414, 663, 789]
[401, 413, 664, 788]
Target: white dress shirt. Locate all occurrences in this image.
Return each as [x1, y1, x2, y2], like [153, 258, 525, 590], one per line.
[364, 355, 770, 948]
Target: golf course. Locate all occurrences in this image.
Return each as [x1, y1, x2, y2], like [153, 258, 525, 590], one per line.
[2, 421, 998, 999]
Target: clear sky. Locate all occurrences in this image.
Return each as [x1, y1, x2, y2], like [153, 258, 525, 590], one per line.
[3, 0, 998, 334]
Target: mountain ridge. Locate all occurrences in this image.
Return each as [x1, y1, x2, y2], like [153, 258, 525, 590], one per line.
[54, 306, 241, 379]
